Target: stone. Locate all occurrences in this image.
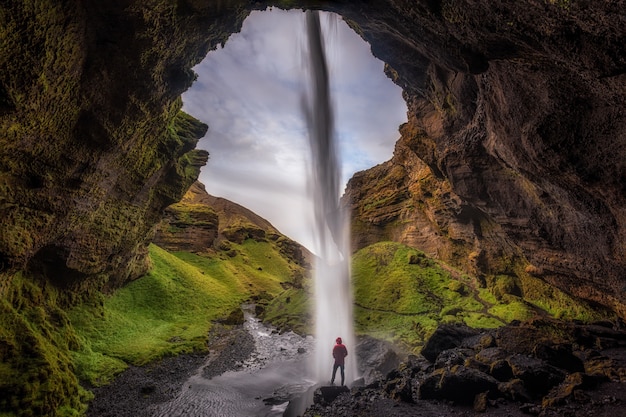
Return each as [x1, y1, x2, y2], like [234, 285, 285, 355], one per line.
[421, 324, 480, 362]
[507, 354, 566, 397]
[313, 386, 350, 405]
[419, 365, 499, 404]
[434, 348, 474, 369]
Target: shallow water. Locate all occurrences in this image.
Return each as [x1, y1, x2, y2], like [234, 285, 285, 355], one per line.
[150, 306, 316, 417]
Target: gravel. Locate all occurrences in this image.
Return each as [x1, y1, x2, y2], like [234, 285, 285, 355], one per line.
[85, 324, 255, 417]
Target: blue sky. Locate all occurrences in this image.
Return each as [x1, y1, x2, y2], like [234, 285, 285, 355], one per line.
[182, 8, 407, 252]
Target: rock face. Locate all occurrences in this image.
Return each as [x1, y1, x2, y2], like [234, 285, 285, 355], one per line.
[305, 319, 626, 417]
[0, 1, 249, 293]
[1, 0, 625, 312]
[335, 0, 626, 317]
[153, 181, 311, 266]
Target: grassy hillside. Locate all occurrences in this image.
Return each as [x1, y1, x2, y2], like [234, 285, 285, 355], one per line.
[262, 241, 612, 353]
[70, 240, 300, 386]
[353, 242, 612, 351]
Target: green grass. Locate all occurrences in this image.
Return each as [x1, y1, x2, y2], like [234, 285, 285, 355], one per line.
[351, 242, 504, 351]
[0, 272, 91, 417]
[70, 240, 297, 386]
[261, 286, 313, 334]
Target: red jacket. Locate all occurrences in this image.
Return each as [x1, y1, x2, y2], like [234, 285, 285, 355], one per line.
[333, 343, 348, 365]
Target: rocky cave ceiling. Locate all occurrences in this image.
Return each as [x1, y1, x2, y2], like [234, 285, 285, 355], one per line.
[0, 0, 625, 315]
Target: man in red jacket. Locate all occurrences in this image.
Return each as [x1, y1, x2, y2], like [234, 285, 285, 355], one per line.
[331, 337, 348, 386]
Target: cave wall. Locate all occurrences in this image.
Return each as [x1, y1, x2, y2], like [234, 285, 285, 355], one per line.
[0, 0, 625, 414]
[0, 0, 624, 312]
[0, 0, 252, 295]
[333, 0, 626, 316]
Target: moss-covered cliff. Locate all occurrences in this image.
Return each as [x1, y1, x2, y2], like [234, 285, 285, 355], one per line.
[1, 0, 626, 415]
[335, 0, 626, 317]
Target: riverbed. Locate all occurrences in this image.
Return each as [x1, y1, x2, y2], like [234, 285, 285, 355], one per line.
[87, 305, 317, 417]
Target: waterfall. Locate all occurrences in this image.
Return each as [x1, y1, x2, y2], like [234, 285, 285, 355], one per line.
[301, 10, 357, 385]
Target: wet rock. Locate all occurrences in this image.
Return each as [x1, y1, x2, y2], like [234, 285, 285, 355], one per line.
[383, 369, 415, 403]
[434, 348, 474, 369]
[421, 324, 480, 362]
[313, 386, 350, 405]
[507, 354, 566, 397]
[357, 336, 402, 385]
[419, 365, 499, 404]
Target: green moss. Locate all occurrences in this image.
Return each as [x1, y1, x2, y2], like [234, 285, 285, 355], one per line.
[70, 240, 299, 385]
[0, 272, 90, 417]
[516, 267, 610, 322]
[352, 242, 506, 351]
[261, 287, 313, 334]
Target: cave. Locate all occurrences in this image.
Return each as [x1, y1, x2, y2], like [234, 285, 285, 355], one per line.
[2, 0, 623, 313]
[1, 1, 626, 415]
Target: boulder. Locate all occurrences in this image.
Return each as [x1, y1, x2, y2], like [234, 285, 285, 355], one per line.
[533, 343, 584, 373]
[313, 386, 350, 405]
[383, 369, 415, 403]
[356, 336, 402, 385]
[434, 348, 474, 369]
[542, 372, 600, 408]
[421, 324, 480, 362]
[498, 379, 533, 403]
[419, 365, 499, 404]
[507, 354, 566, 396]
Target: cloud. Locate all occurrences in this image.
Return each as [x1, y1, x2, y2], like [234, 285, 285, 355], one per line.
[182, 8, 406, 252]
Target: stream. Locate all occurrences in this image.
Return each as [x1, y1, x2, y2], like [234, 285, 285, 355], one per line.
[150, 305, 317, 417]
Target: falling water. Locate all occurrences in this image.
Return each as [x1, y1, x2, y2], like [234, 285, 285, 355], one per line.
[301, 10, 357, 385]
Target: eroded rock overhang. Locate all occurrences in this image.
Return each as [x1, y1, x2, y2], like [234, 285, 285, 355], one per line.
[0, 0, 624, 314]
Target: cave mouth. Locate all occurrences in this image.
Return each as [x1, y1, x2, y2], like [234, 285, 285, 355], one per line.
[181, 7, 407, 253]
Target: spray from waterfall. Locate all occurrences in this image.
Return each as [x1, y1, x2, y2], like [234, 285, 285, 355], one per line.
[301, 10, 357, 385]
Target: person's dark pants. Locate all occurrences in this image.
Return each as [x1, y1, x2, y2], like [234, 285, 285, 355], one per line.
[331, 363, 345, 386]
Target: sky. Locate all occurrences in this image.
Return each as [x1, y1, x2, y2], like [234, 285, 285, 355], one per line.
[182, 8, 407, 253]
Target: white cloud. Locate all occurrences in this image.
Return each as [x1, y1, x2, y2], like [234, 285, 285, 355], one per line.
[182, 8, 406, 252]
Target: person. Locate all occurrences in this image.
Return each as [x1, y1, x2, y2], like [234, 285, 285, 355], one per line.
[331, 337, 348, 386]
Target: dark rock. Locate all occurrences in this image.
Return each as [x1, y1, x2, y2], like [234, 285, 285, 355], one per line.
[490, 359, 514, 382]
[519, 402, 542, 415]
[476, 347, 508, 364]
[473, 391, 488, 412]
[313, 386, 350, 405]
[419, 365, 499, 404]
[507, 354, 566, 397]
[421, 324, 480, 362]
[357, 336, 402, 385]
[383, 372, 415, 403]
[465, 356, 491, 374]
[533, 343, 584, 373]
[461, 332, 497, 350]
[541, 372, 600, 408]
[434, 348, 474, 369]
[498, 379, 533, 403]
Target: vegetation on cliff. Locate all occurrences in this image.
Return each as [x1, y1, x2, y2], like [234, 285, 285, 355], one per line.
[0, 202, 306, 417]
[70, 239, 302, 387]
[262, 241, 612, 354]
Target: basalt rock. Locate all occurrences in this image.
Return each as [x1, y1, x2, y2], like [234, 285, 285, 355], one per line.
[2, 1, 626, 415]
[154, 181, 312, 267]
[308, 319, 626, 416]
[337, 0, 626, 318]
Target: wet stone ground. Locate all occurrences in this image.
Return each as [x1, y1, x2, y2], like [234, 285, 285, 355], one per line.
[86, 305, 315, 417]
